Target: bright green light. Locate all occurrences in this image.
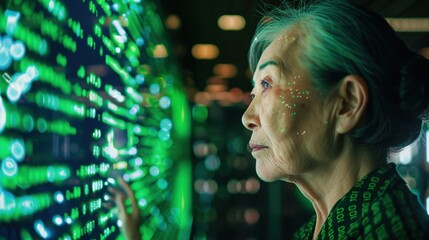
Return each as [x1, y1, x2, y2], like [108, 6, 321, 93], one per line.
[36, 118, 47, 133]
[0, 1, 193, 238]
[39, 0, 67, 21]
[172, 89, 191, 139]
[102, 112, 126, 130]
[10, 138, 25, 161]
[2, 157, 18, 177]
[22, 114, 34, 132]
[0, 95, 6, 133]
[173, 159, 192, 231]
[192, 105, 208, 122]
[19, 59, 72, 94]
[5, 9, 20, 35]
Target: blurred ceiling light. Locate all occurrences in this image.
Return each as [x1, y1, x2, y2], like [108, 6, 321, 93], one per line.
[386, 18, 429, 32]
[153, 44, 168, 58]
[194, 91, 211, 105]
[213, 64, 237, 78]
[217, 92, 231, 107]
[206, 76, 227, 91]
[207, 77, 227, 85]
[228, 88, 244, 103]
[218, 15, 246, 31]
[192, 44, 219, 59]
[206, 84, 227, 93]
[165, 14, 181, 30]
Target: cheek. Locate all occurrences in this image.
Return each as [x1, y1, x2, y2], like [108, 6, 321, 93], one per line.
[262, 96, 289, 129]
[272, 92, 311, 132]
[260, 78, 313, 136]
[282, 87, 311, 116]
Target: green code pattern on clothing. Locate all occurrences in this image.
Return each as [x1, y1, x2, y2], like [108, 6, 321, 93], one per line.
[293, 163, 429, 240]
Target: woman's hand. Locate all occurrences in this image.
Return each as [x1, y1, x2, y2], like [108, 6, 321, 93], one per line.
[107, 177, 142, 240]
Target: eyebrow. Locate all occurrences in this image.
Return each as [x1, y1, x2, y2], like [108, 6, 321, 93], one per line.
[258, 60, 278, 71]
[251, 60, 279, 87]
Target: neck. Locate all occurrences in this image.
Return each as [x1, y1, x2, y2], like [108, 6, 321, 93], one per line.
[286, 141, 383, 239]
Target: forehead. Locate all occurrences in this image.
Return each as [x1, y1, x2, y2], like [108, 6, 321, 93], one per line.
[256, 31, 300, 72]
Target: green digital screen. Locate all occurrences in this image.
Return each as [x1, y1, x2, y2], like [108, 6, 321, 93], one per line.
[0, 0, 192, 239]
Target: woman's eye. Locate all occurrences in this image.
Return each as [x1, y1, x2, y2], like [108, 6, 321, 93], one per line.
[261, 79, 270, 90]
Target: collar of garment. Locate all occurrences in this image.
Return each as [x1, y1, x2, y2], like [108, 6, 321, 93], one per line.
[296, 163, 404, 239]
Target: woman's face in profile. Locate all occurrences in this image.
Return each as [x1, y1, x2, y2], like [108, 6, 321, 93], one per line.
[242, 32, 333, 181]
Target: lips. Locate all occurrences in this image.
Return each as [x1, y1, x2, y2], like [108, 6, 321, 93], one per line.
[249, 143, 268, 152]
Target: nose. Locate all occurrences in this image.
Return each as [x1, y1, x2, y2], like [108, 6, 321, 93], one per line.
[241, 100, 259, 131]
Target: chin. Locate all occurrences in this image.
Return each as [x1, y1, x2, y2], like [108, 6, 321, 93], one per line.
[255, 165, 281, 182]
[255, 159, 301, 182]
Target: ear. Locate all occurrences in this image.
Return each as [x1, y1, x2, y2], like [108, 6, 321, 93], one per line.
[334, 75, 368, 134]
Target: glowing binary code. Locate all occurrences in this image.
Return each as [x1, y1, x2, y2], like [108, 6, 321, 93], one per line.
[0, 0, 192, 239]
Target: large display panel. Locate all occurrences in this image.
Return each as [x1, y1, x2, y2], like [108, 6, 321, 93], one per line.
[0, 0, 192, 239]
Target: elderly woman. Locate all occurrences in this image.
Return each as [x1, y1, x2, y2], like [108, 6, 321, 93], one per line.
[242, 0, 429, 239]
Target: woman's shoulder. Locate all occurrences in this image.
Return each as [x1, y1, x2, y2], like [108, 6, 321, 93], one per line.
[292, 164, 429, 239]
[346, 165, 429, 239]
